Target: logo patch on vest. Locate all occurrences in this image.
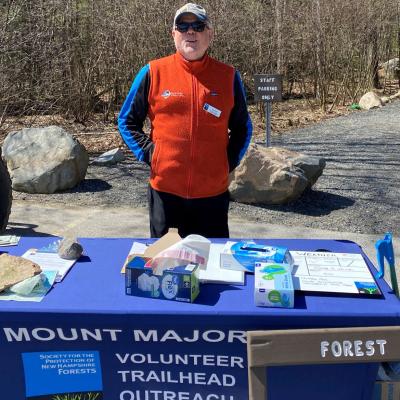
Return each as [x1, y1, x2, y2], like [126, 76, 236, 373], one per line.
[161, 89, 184, 99]
[203, 103, 221, 118]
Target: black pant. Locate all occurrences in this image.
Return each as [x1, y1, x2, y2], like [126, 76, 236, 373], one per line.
[148, 185, 230, 238]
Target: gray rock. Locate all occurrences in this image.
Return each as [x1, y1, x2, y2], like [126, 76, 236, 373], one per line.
[0, 254, 41, 292]
[58, 237, 83, 260]
[2, 126, 88, 193]
[91, 148, 125, 166]
[359, 92, 383, 110]
[229, 144, 325, 205]
[290, 154, 326, 187]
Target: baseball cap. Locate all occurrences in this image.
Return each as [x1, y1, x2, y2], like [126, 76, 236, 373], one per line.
[173, 3, 210, 26]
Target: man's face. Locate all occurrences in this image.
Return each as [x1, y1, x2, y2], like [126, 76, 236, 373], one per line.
[172, 14, 213, 61]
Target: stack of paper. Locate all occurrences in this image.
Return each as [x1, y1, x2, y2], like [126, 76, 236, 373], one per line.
[200, 243, 245, 285]
[0, 235, 20, 246]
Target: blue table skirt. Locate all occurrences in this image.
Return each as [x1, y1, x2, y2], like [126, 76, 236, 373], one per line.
[0, 237, 398, 400]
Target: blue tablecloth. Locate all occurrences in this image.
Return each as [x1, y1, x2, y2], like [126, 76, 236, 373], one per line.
[0, 237, 398, 400]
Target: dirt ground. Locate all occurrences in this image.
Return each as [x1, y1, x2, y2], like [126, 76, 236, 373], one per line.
[0, 98, 352, 154]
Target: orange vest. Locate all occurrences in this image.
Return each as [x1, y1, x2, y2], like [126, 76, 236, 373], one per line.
[148, 52, 235, 198]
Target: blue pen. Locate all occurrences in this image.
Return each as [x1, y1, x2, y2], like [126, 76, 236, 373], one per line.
[375, 233, 399, 298]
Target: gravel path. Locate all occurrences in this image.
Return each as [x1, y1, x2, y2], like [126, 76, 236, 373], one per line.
[13, 100, 400, 235]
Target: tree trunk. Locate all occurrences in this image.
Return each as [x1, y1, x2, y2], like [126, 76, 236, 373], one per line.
[371, 27, 381, 89]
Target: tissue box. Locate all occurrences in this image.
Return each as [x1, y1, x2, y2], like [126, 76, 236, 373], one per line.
[254, 262, 294, 308]
[220, 241, 293, 273]
[125, 257, 200, 303]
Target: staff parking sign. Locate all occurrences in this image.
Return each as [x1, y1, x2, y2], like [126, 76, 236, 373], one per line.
[254, 74, 282, 102]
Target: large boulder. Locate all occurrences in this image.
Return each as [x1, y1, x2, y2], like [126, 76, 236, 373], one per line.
[2, 126, 88, 194]
[359, 91, 383, 110]
[229, 144, 326, 205]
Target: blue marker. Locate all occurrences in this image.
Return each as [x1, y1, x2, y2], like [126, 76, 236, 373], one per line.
[375, 233, 399, 298]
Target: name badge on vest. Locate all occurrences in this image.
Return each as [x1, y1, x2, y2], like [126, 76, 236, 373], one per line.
[203, 103, 221, 118]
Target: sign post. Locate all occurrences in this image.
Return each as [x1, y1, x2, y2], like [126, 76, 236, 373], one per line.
[254, 74, 283, 147]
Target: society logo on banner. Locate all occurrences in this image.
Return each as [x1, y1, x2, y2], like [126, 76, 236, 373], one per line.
[22, 350, 103, 399]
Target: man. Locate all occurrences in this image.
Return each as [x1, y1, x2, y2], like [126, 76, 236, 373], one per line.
[118, 3, 252, 238]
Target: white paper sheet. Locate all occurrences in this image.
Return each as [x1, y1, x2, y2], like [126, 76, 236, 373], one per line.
[129, 241, 148, 255]
[291, 251, 380, 295]
[121, 241, 148, 273]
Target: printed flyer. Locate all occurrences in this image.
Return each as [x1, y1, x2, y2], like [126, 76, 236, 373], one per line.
[291, 251, 381, 295]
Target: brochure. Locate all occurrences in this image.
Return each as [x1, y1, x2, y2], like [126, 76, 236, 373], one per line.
[22, 248, 77, 283]
[0, 271, 57, 302]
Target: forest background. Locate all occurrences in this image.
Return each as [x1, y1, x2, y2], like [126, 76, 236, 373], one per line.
[0, 0, 399, 149]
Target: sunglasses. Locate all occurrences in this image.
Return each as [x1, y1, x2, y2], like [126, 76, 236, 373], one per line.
[175, 21, 207, 33]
